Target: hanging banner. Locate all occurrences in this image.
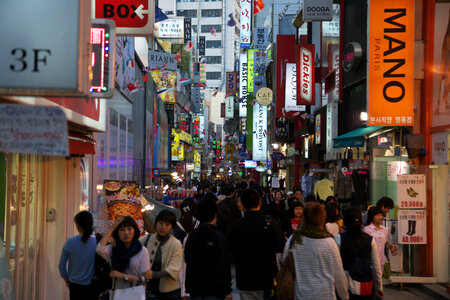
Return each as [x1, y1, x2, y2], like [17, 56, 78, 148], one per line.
[398, 210, 427, 244]
[194, 150, 201, 172]
[397, 174, 426, 208]
[226, 72, 237, 95]
[253, 102, 267, 161]
[285, 63, 306, 114]
[368, 0, 414, 126]
[199, 36, 206, 56]
[240, 0, 252, 48]
[239, 53, 248, 117]
[225, 96, 234, 118]
[276, 35, 296, 118]
[184, 17, 191, 43]
[325, 102, 338, 160]
[315, 114, 321, 145]
[254, 27, 269, 50]
[297, 44, 315, 105]
[247, 49, 258, 94]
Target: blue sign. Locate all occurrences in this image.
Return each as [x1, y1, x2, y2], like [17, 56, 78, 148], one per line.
[152, 168, 160, 177]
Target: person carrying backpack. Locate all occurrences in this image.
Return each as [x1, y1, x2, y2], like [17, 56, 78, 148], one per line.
[336, 206, 383, 299]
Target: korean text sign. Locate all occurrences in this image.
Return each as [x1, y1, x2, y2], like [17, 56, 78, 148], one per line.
[397, 174, 426, 208]
[240, 0, 252, 48]
[368, 0, 415, 126]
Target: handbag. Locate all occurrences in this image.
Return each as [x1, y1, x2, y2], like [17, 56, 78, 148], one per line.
[275, 251, 296, 300]
[383, 262, 391, 279]
[110, 277, 145, 300]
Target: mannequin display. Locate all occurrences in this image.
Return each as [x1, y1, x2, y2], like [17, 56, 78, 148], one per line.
[352, 168, 369, 209]
[301, 172, 313, 197]
[336, 167, 353, 204]
[314, 176, 334, 202]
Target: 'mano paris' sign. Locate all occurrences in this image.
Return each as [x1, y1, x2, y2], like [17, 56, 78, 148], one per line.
[298, 45, 315, 105]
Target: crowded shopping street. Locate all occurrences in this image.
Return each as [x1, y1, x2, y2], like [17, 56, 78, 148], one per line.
[0, 0, 449, 299]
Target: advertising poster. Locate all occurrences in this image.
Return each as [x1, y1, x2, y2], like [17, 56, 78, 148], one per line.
[276, 35, 296, 118]
[398, 210, 427, 244]
[432, 3, 450, 127]
[171, 128, 181, 161]
[397, 174, 426, 208]
[272, 176, 280, 188]
[387, 161, 408, 181]
[368, 0, 415, 126]
[150, 70, 177, 103]
[103, 180, 144, 233]
[115, 37, 135, 100]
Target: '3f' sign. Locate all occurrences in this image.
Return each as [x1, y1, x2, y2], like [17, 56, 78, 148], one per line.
[9, 48, 51, 72]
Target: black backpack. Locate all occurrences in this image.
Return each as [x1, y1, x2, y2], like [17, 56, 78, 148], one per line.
[340, 232, 373, 282]
[92, 236, 112, 297]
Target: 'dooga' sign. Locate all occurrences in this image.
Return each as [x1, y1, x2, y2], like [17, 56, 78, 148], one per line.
[368, 0, 414, 126]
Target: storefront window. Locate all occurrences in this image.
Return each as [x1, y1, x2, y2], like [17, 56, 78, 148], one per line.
[4, 153, 44, 299]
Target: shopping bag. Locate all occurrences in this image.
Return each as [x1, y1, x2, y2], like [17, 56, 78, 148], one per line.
[383, 262, 391, 279]
[275, 252, 295, 300]
[110, 285, 145, 300]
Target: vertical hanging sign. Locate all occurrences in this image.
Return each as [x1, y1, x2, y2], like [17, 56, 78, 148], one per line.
[276, 35, 297, 118]
[285, 63, 306, 114]
[239, 53, 248, 117]
[297, 44, 315, 105]
[199, 36, 206, 56]
[368, 0, 414, 126]
[226, 72, 236, 95]
[254, 27, 268, 50]
[240, 0, 252, 48]
[253, 102, 267, 161]
[225, 96, 234, 118]
[184, 18, 191, 43]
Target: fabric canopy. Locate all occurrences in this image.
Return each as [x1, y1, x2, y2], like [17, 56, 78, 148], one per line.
[333, 126, 389, 148]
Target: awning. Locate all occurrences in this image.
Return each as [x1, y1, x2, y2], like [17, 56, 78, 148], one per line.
[333, 126, 392, 148]
[68, 132, 95, 155]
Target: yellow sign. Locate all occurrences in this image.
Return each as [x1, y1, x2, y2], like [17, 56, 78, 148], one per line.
[151, 70, 177, 103]
[368, 0, 414, 126]
[180, 131, 192, 144]
[171, 129, 184, 161]
[194, 151, 201, 166]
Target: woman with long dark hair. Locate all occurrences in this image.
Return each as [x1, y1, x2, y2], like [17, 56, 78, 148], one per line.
[59, 211, 97, 300]
[336, 206, 383, 299]
[96, 216, 150, 292]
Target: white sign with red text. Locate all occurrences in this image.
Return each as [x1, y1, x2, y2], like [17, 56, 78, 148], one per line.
[298, 45, 315, 105]
[240, 0, 251, 48]
[398, 210, 426, 244]
[397, 174, 426, 209]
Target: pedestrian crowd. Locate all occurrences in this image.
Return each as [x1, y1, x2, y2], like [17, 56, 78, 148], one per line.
[59, 181, 397, 300]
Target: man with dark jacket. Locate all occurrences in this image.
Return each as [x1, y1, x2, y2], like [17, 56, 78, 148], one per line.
[184, 198, 232, 300]
[230, 188, 285, 300]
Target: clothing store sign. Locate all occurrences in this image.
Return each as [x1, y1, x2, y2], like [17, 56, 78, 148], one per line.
[398, 210, 426, 244]
[303, 0, 333, 21]
[148, 50, 177, 70]
[368, 0, 414, 126]
[240, 0, 251, 48]
[397, 174, 426, 208]
[239, 53, 248, 117]
[325, 102, 338, 160]
[297, 45, 315, 105]
[0, 105, 69, 156]
[285, 63, 306, 113]
[252, 103, 267, 161]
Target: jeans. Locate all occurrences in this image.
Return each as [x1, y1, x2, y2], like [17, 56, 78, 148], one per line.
[238, 290, 264, 300]
[69, 282, 96, 300]
[191, 296, 225, 300]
